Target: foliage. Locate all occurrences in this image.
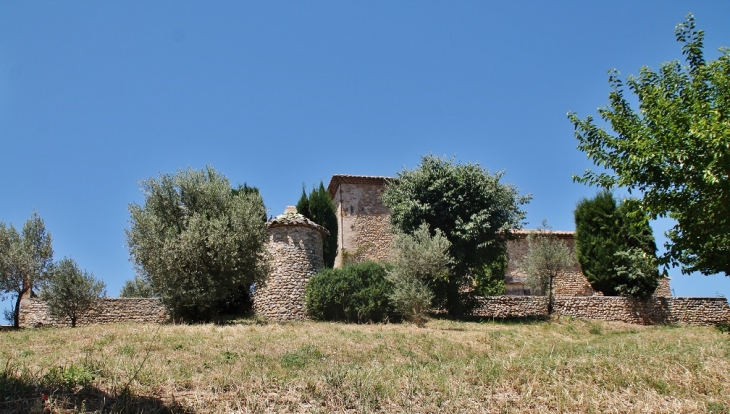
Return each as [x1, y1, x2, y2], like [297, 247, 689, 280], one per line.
[0, 211, 54, 327]
[231, 183, 267, 222]
[296, 182, 338, 268]
[119, 275, 155, 298]
[574, 190, 660, 297]
[520, 220, 575, 313]
[126, 165, 269, 322]
[569, 14, 730, 276]
[613, 248, 661, 300]
[473, 255, 507, 296]
[382, 154, 530, 316]
[387, 224, 451, 327]
[40, 257, 106, 327]
[304, 261, 397, 323]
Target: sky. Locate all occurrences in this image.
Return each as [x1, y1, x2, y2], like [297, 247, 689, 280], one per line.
[2, 1, 730, 312]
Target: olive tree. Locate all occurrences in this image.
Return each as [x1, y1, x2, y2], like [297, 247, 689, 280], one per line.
[520, 221, 575, 314]
[40, 257, 106, 327]
[126, 166, 269, 322]
[387, 224, 451, 327]
[0, 212, 53, 327]
[569, 14, 730, 276]
[119, 275, 155, 298]
[382, 155, 530, 316]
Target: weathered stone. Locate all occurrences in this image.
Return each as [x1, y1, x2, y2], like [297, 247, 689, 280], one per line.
[253, 207, 327, 322]
[18, 298, 167, 327]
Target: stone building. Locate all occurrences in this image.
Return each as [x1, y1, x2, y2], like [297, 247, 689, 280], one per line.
[326, 174, 671, 297]
[327, 175, 395, 268]
[253, 206, 329, 321]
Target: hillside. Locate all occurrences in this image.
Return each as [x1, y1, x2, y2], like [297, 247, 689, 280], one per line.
[1, 318, 729, 413]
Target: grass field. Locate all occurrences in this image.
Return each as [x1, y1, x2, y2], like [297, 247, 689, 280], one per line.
[1, 317, 729, 413]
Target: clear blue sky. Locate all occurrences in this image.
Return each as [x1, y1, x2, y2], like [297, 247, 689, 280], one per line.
[2, 1, 730, 311]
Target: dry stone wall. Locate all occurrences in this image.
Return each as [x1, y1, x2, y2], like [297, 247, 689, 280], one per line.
[470, 296, 548, 318]
[19, 298, 167, 327]
[253, 209, 327, 321]
[553, 296, 730, 326]
[466, 296, 729, 326]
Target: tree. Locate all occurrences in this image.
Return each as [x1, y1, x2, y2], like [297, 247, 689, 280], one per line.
[40, 257, 106, 327]
[568, 13, 730, 276]
[126, 166, 269, 322]
[0, 212, 53, 327]
[296, 182, 338, 268]
[119, 275, 155, 298]
[387, 224, 451, 327]
[382, 154, 530, 316]
[520, 220, 575, 314]
[574, 191, 660, 297]
[613, 248, 660, 300]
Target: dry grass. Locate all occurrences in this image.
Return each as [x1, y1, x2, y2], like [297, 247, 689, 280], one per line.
[1, 317, 729, 413]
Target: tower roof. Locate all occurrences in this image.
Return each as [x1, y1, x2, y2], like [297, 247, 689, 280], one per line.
[266, 207, 330, 236]
[327, 174, 395, 199]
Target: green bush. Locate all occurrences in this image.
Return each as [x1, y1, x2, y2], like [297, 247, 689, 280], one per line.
[305, 262, 397, 323]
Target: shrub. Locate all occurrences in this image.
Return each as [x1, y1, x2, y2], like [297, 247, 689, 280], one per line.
[387, 224, 451, 327]
[305, 262, 396, 323]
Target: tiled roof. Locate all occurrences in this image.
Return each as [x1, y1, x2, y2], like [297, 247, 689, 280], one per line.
[267, 212, 330, 236]
[327, 174, 395, 199]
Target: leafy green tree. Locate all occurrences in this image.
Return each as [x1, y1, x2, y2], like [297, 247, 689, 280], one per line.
[305, 261, 396, 323]
[568, 13, 730, 276]
[387, 224, 451, 327]
[574, 191, 659, 297]
[0, 212, 53, 327]
[40, 257, 106, 327]
[473, 255, 507, 296]
[520, 220, 575, 314]
[613, 248, 660, 300]
[296, 182, 338, 268]
[382, 154, 530, 316]
[119, 275, 155, 298]
[126, 166, 269, 322]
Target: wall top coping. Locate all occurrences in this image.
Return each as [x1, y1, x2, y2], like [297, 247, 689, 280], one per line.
[267, 210, 329, 236]
[509, 229, 575, 238]
[327, 174, 395, 199]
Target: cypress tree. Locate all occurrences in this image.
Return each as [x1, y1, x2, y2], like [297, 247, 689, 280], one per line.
[297, 182, 338, 268]
[574, 190, 659, 297]
[296, 185, 311, 218]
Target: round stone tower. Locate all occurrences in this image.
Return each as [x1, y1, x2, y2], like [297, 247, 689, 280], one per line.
[254, 206, 329, 321]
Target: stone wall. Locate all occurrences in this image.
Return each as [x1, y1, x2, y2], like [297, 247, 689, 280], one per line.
[253, 209, 327, 321]
[18, 298, 167, 327]
[553, 296, 730, 326]
[505, 231, 595, 296]
[328, 176, 394, 267]
[470, 296, 548, 318]
[465, 295, 730, 326]
[505, 231, 672, 298]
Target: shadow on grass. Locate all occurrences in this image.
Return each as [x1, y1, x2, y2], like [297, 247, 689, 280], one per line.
[428, 312, 548, 325]
[0, 363, 190, 414]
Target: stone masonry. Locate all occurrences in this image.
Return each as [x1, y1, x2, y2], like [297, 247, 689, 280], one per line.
[18, 298, 167, 327]
[253, 207, 328, 321]
[328, 175, 395, 267]
[327, 174, 671, 298]
[468, 295, 730, 325]
[505, 230, 594, 296]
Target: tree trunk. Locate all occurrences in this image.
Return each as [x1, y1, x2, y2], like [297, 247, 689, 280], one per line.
[446, 279, 463, 318]
[548, 276, 554, 315]
[12, 287, 29, 328]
